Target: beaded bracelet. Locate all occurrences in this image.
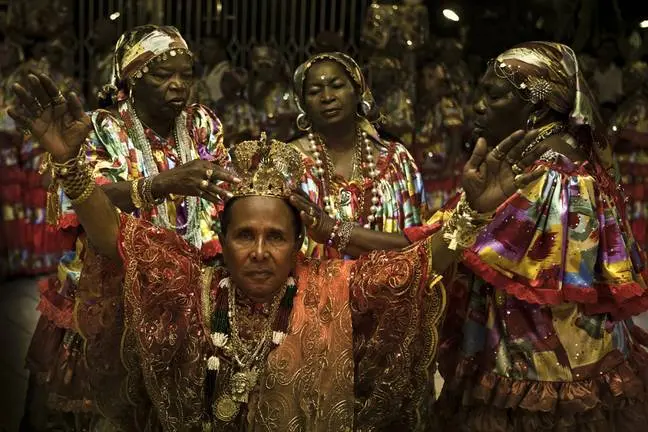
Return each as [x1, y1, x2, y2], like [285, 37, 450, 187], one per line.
[68, 175, 96, 206]
[61, 163, 96, 206]
[59, 163, 92, 199]
[142, 175, 163, 208]
[326, 219, 342, 248]
[130, 179, 145, 209]
[336, 221, 355, 253]
[48, 147, 85, 179]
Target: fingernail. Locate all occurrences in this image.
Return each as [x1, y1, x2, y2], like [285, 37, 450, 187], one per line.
[232, 177, 242, 183]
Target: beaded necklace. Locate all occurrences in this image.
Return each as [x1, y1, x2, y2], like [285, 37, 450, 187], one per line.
[207, 276, 297, 423]
[308, 127, 383, 229]
[122, 100, 202, 248]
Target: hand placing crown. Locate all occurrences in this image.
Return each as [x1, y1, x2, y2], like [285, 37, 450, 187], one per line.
[229, 132, 304, 200]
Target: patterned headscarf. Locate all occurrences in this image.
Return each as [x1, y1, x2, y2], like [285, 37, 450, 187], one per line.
[100, 25, 192, 103]
[293, 52, 380, 133]
[492, 41, 613, 172]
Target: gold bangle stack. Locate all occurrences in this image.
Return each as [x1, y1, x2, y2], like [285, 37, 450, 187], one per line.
[142, 176, 158, 207]
[130, 179, 144, 209]
[49, 148, 96, 206]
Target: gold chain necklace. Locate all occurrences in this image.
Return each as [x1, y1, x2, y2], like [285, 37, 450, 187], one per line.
[213, 283, 287, 423]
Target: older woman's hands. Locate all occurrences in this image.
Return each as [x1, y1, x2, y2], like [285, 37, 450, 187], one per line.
[463, 129, 548, 213]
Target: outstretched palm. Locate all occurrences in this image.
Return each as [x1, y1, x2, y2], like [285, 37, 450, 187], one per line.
[462, 130, 545, 213]
[9, 73, 91, 162]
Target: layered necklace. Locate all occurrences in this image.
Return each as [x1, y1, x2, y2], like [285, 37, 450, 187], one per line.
[123, 100, 202, 248]
[207, 276, 297, 423]
[307, 127, 382, 229]
[523, 121, 565, 157]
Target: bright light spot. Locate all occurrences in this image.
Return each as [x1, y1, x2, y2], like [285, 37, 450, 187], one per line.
[109, 12, 121, 21]
[443, 9, 460, 22]
[406, 40, 413, 46]
[612, 125, 618, 132]
[640, 20, 648, 29]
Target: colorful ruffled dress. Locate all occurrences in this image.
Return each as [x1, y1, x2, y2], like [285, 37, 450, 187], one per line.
[610, 93, 648, 251]
[293, 130, 426, 258]
[25, 103, 228, 417]
[406, 152, 648, 430]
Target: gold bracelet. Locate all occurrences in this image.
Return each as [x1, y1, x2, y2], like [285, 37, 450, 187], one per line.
[336, 221, 355, 253]
[59, 164, 92, 198]
[68, 178, 96, 206]
[130, 179, 144, 209]
[49, 147, 86, 178]
[142, 175, 163, 208]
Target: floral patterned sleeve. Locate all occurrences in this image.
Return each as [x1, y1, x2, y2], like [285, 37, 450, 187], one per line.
[187, 104, 228, 166]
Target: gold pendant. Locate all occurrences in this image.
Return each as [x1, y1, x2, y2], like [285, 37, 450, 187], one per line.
[230, 369, 259, 403]
[214, 394, 240, 422]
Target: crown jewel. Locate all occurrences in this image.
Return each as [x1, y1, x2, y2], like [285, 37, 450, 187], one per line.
[230, 132, 304, 199]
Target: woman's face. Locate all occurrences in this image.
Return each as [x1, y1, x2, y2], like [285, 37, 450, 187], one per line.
[303, 60, 358, 130]
[220, 196, 300, 303]
[131, 53, 194, 118]
[472, 67, 530, 147]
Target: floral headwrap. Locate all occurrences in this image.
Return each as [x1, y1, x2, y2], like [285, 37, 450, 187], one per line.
[292, 52, 379, 133]
[100, 25, 192, 103]
[492, 41, 613, 172]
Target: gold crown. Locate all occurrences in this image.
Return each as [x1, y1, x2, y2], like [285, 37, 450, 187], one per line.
[230, 132, 304, 199]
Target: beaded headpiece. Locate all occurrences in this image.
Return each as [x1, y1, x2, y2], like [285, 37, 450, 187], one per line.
[99, 25, 193, 103]
[230, 132, 304, 199]
[492, 58, 554, 104]
[491, 41, 612, 172]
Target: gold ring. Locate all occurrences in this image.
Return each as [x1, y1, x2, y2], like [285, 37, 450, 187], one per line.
[200, 179, 209, 188]
[205, 168, 214, 179]
[492, 146, 505, 160]
[53, 93, 66, 105]
[308, 207, 315, 217]
[512, 164, 523, 175]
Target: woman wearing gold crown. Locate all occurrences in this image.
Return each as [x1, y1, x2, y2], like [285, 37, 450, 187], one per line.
[9, 72, 546, 430]
[290, 52, 426, 258]
[290, 42, 648, 430]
